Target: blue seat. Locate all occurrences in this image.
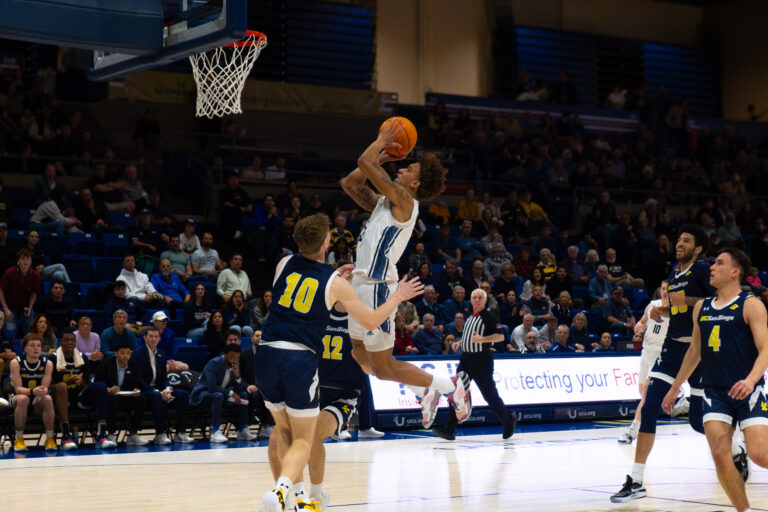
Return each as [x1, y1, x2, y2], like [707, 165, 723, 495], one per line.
[73, 240, 105, 257]
[12, 208, 32, 226]
[105, 245, 133, 258]
[80, 281, 111, 309]
[585, 310, 605, 334]
[92, 257, 123, 282]
[68, 232, 97, 248]
[631, 288, 650, 310]
[102, 232, 131, 247]
[7, 229, 26, 239]
[73, 309, 108, 332]
[62, 254, 94, 282]
[39, 234, 69, 262]
[109, 212, 135, 229]
[240, 337, 253, 352]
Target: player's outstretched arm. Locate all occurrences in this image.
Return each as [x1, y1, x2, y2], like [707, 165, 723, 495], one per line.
[330, 274, 423, 331]
[730, 296, 768, 400]
[357, 119, 414, 210]
[662, 300, 704, 414]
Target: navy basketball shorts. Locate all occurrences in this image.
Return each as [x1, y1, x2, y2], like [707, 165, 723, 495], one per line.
[319, 386, 360, 437]
[648, 339, 703, 396]
[703, 385, 768, 429]
[254, 345, 320, 417]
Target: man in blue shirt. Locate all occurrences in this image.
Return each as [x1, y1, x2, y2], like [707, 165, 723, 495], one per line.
[415, 285, 445, 326]
[523, 284, 554, 326]
[412, 314, 443, 355]
[440, 285, 471, 323]
[150, 258, 190, 309]
[431, 224, 461, 263]
[603, 287, 636, 334]
[434, 259, 463, 301]
[456, 220, 484, 263]
[588, 264, 613, 309]
[100, 310, 138, 358]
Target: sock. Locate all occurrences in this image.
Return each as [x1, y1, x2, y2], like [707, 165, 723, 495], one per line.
[276, 476, 292, 495]
[406, 384, 428, 399]
[631, 462, 645, 483]
[46, 430, 54, 438]
[97, 423, 106, 436]
[61, 422, 70, 436]
[731, 431, 745, 457]
[310, 483, 324, 500]
[430, 375, 456, 395]
[293, 482, 306, 501]
[15, 431, 22, 439]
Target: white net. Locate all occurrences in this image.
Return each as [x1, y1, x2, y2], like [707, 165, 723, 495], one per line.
[189, 31, 267, 119]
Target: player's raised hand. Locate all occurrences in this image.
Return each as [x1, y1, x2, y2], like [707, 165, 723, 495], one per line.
[377, 118, 405, 150]
[395, 275, 424, 301]
[728, 378, 755, 400]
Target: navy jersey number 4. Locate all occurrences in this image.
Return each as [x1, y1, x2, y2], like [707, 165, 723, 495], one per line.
[261, 255, 339, 354]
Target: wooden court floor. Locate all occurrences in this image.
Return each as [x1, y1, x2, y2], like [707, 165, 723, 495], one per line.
[0, 422, 765, 511]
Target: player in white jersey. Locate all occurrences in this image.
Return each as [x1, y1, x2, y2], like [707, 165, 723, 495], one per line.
[619, 280, 669, 444]
[340, 119, 470, 428]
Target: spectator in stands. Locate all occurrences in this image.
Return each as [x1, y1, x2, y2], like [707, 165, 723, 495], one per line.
[117, 254, 164, 307]
[483, 243, 511, 280]
[129, 209, 169, 258]
[563, 245, 589, 284]
[150, 258, 190, 311]
[394, 312, 418, 355]
[224, 290, 253, 337]
[522, 284, 553, 326]
[590, 191, 618, 249]
[241, 155, 264, 181]
[9, 334, 55, 452]
[33, 162, 64, 206]
[583, 248, 600, 278]
[545, 266, 574, 302]
[604, 287, 636, 334]
[426, 198, 450, 226]
[521, 267, 546, 301]
[416, 285, 443, 326]
[100, 309, 137, 359]
[456, 220, 484, 263]
[499, 290, 523, 329]
[548, 325, 584, 353]
[216, 253, 252, 303]
[50, 330, 115, 451]
[536, 248, 557, 281]
[145, 311, 187, 371]
[121, 164, 149, 210]
[104, 280, 148, 335]
[479, 281, 499, 315]
[569, 312, 589, 348]
[74, 187, 111, 233]
[492, 263, 522, 301]
[183, 283, 211, 338]
[179, 219, 201, 256]
[521, 330, 546, 353]
[192, 232, 226, 279]
[190, 343, 256, 443]
[0, 249, 40, 339]
[593, 331, 614, 352]
[131, 326, 193, 445]
[413, 262, 434, 291]
[457, 188, 481, 222]
[510, 314, 537, 352]
[412, 314, 443, 355]
[327, 238, 354, 268]
[514, 247, 536, 280]
[34, 280, 74, 335]
[604, 248, 644, 289]
[441, 285, 471, 323]
[443, 333, 458, 354]
[23, 230, 71, 283]
[203, 311, 227, 360]
[397, 299, 420, 333]
[146, 188, 174, 227]
[95, 338, 149, 446]
[537, 316, 559, 346]
[250, 289, 271, 331]
[717, 213, 742, 246]
[444, 312, 466, 343]
[464, 259, 492, 292]
[588, 264, 613, 309]
[552, 291, 573, 326]
[29, 187, 83, 235]
[606, 85, 627, 110]
[88, 162, 133, 213]
[434, 258, 462, 300]
[75, 316, 102, 361]
[265, 156, 287, 181]
[329, 214, 355, 251]
[407, 242, 431, 274]
[160, 235, 192, 283]
[219, 170, 253, 240]
[432, 223, 461, 263]
[29, 313, 57, 353]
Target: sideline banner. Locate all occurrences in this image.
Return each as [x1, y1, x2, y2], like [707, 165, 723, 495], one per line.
[370, 355, 694, 411]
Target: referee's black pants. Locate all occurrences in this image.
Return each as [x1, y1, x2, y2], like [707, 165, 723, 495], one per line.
[443, 352, 512, 434]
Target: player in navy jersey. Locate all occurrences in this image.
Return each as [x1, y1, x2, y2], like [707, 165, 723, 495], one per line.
[612, 225, 718, 503]
[256, 213, 423, 512]
[662, 248, 768, 512]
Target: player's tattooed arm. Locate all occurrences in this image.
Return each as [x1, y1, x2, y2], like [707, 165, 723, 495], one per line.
[341, 168, 381, 212]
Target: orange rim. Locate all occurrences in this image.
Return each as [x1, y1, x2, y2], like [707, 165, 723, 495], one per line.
[225, 30, 267, 48]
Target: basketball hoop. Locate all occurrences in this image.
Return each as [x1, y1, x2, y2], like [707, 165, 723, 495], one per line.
[189, 30, 267, 119]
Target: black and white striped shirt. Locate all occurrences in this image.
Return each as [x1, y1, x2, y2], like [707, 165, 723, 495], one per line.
[461, 307, 501, 354]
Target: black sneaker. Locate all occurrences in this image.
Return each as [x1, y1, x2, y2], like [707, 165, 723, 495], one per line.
[432, 427, 455, 441]
[733, 446, 750, 482]
[610, 475, 646, 503]
[502, 414, 518, 440]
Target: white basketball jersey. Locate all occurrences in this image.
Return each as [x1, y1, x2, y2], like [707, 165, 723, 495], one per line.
[642, 298, 668, 351]
[353, 195, 418, 283]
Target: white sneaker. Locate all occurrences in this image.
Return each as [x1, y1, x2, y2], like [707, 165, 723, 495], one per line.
[210, 430, 228, 443]
[358, 427, 385, 439]
[126, 434, 149, 446]
[314, 490, 330, 509]
[618, 421, 638, 444]
[671, 396, 689, 417]
[257, 425, 273, 439]
[237, 428, 258, 441]
[174, 432, 194, 444]
[153, 433, 172, 445]
[418, 388, 441, 429]
[333, 430, 352, 440]
[259, 488, 286, 512]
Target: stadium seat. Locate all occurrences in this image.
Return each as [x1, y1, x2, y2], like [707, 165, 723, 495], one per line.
[39, 233, 69, 262]
[62, 254, 94, 282]
[109, 212, 135, 229]
[12, 208, 32, 226]
[73, 309, 108, 332]
[73, 240, 105, 257]
[7, 229, 26, 239]
[102, 232, 131, 247]
[174, 345, 208, 371]
[585, 310, 605, 334]
[92, 257, 123, 282]
[80, 281, 111, 309]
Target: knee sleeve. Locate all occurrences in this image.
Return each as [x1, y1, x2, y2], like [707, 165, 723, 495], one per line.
[688, 395, 704, 434]
[639, 378, 672, 434]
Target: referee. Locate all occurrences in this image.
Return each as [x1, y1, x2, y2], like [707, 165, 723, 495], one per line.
[432, 288, 518, 441]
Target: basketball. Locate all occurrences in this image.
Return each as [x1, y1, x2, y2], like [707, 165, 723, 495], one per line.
[380, 116, 418, 158]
